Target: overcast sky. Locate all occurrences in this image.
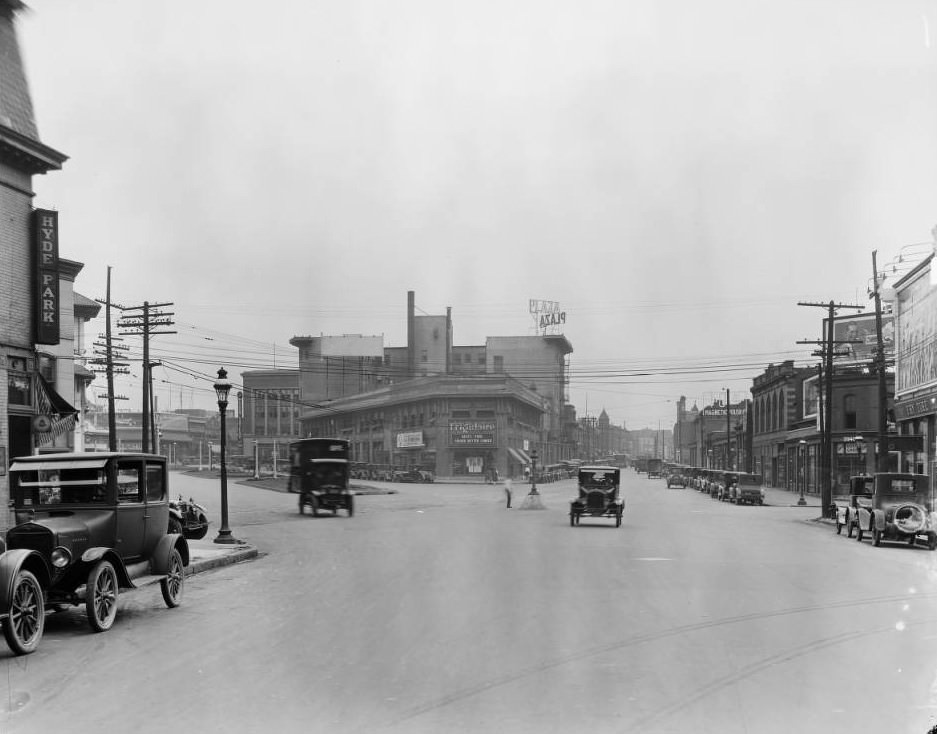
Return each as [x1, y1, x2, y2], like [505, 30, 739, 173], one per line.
[17, 0, 937, 428]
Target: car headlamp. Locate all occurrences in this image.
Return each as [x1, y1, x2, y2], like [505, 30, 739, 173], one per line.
[51, 547, 72, 568]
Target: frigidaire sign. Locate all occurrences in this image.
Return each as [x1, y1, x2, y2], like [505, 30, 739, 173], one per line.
[449, 421, 496, 446]
[33, 209, 60, 345]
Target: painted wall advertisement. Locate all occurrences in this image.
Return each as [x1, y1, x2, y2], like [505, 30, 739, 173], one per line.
[896, 266, 937, 396]
[449, 420, 496, 446]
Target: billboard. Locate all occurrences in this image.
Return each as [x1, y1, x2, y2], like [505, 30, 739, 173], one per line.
[826, 312, 894, 366]
[317, 335, 384, 357]
[895, 263, 937, 396]
[803, 374, 819, 419]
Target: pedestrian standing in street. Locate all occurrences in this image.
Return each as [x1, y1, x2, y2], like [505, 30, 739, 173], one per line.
[504, 478, 513, 509]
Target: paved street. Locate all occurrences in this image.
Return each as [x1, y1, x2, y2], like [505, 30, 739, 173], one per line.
[3, 470, 937, 734]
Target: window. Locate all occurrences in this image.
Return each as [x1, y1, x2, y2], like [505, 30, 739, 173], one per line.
[146, 464, 165, 501]
[844, 394, 857, 429]
[493, 356, 504, 373]
[116, 466, 142, 503]
[8, 356, 29, 406]
[477, 354, 486, 365]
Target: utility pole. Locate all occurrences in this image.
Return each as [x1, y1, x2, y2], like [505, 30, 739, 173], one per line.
[92, 267, 130, 450]
[797, 300, 864, 513]
[119, 301, 176, 453]
[871, 251, 889, 472]
[725, 388, 731, 470]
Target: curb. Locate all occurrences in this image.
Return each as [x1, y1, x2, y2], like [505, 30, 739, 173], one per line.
[186, 545, 260, 576]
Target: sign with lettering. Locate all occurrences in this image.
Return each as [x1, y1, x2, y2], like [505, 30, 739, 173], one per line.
[896, 263, 937, 396]
[529, 299, 567, 335]
[449, 420, 496, 446]
[396, 431, 424, 449]
[33, 209, 60, 345]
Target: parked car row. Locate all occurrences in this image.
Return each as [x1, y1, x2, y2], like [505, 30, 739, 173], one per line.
[658, 466, 767, 506]
[833, 473, 937, 550]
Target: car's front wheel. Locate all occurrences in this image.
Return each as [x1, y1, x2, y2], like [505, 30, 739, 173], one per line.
[3, 569, 44, 655]
[86, 560, 118, 632]
[347, 496, 355, 517]
[160, 549, 184, 608]
[873, 529, 883, 547]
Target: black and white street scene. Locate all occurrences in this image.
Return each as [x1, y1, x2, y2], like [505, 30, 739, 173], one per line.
[2, 2, 937, 733]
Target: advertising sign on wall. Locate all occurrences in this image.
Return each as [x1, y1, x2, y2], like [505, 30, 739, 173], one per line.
[449, 420, 496, 446]
[396, 431, 424, 449]
[896, 264, 937, 396]
[803, 374, 819, 419]
[529, 299, 567, 335]
[33, 209, 60, 345]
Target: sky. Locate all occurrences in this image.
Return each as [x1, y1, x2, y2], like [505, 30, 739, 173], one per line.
[15, 0, 937, 429]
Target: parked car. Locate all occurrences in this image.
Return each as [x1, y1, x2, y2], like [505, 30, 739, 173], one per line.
[392, 468, 434, 483]
[1, 452, 189, 655]
[569, 465, 624, 527]
[854, 473, 937, 549]
[646, 458, 663, 479]
[727, 472, 766, 505]
[833, 475, 874, 537]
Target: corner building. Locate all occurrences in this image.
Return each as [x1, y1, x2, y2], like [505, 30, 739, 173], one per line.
[0, 1, 67, 515]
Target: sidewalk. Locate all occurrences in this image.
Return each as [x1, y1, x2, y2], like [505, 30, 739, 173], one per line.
[761, 485, 822, 508]
[185, 538, 259, 576]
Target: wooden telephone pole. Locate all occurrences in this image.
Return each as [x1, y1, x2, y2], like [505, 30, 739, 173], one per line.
[797, 300, 863, 513]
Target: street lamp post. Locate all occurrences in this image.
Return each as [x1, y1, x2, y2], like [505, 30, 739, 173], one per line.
[798, 439, 807, 506]
[213, 367, 241, 545]
[519, 447, 546, 510]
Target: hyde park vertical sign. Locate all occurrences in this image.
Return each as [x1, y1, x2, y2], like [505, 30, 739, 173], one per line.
[33, 209, 60, 345]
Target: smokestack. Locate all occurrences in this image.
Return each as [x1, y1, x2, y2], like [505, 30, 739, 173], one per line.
[407, 291, 415, 379]
[446, 307, 452, 374]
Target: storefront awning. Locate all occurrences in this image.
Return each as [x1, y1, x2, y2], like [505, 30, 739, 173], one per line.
[507, 447, 527, 464]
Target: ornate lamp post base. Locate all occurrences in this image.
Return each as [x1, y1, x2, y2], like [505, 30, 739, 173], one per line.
[519, 448, 546, 509]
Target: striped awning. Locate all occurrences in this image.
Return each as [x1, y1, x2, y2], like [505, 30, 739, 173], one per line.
[507, 447, 526, 464]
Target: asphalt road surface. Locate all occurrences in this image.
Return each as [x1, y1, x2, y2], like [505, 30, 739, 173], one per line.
[3, 470, 937, 734]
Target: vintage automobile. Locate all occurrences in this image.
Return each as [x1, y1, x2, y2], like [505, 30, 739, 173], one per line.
[833, 475, 874, 537]
[0, 452, 189, 655]
[853, 473, 937, 549]
[665, 467, 688, 488]
[392, 467, 434, 483]
[290, 438, 355, 517]
[569, 465, 624, 527]
[646, 458, 663, 479]
[727, 472, 766, 505]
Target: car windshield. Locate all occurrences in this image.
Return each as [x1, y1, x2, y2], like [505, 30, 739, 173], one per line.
[580, 471, 617, 488]
[15, 467, 108, 506]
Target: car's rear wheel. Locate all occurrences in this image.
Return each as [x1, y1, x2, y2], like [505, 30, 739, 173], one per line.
[873, 529, 882, 547]
[836, 521, 842, 535]
[347, 496, 354, 517]
[929, 534, 937, 551]
[615, 511, 622, 528]
[856, 524, 864, 542]
[569, 512, 575, 527]
[160, 549, 184, 608]
[86, 560, 118, 632]
[3, 569, 44, 655]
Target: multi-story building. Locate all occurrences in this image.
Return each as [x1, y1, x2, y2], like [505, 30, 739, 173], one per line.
[239, 369, 301, 467]
[0, 1, 68, 517]
[299, 374, 546, 479]
[292, 291, 576, 477]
